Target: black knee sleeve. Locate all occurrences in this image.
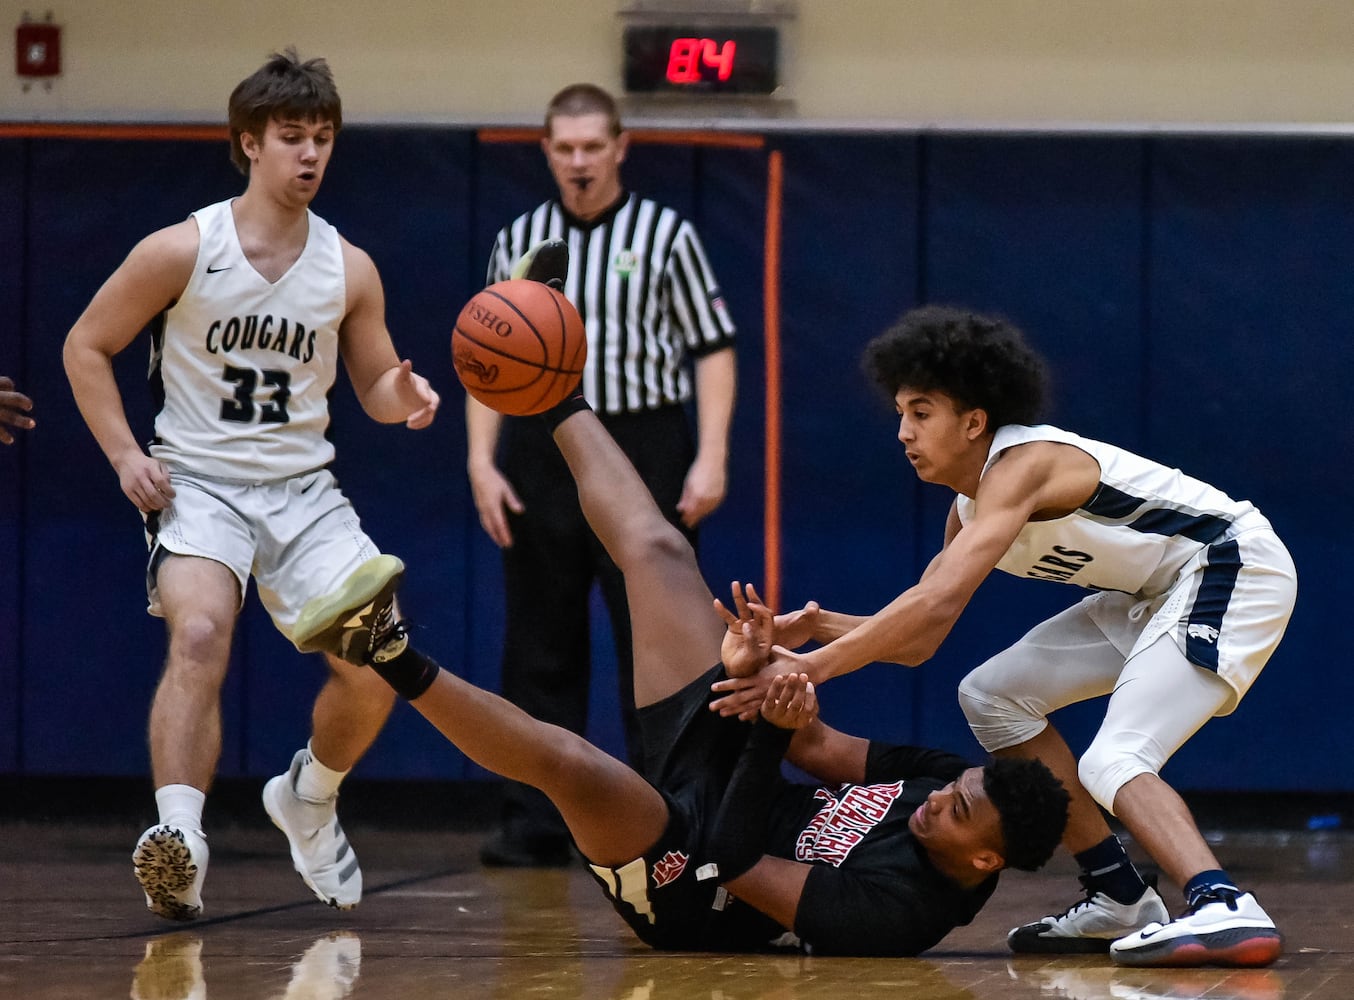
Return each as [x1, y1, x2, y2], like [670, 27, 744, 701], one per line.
[540, 392, 591, 433]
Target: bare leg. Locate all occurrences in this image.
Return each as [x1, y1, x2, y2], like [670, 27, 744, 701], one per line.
[548, 410, 723, 707]
[1113, 775, 1219, 889]
[151, 556, 240, 791]
[997, 725, 1116, 855]
[310, 652, 396, 771]
[1087, 636, 1235, 891]
[406, 668, 667, 866]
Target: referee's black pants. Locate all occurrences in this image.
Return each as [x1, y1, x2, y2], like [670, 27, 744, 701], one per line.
[496, 404, 697, 843]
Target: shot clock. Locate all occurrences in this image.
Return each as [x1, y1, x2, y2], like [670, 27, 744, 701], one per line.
[623, 24, 780, 95]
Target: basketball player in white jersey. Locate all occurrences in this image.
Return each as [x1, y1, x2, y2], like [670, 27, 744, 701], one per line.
[63, 49, 439, 921]
[710, 305, 1296, 968]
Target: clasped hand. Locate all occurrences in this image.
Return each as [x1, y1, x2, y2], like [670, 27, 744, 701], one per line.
[711, 581, 821, 722]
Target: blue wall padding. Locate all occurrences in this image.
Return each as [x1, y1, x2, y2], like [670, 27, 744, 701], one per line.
[0, 139, 25, 771]
[2, 125, 1345, 791]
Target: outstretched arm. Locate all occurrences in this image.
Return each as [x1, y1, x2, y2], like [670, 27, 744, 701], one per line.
[338, 241, 439, 428]
[776, 446, 1092, 687]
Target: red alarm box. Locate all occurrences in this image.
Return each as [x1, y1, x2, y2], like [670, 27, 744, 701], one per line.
[16, 20, 61, 78]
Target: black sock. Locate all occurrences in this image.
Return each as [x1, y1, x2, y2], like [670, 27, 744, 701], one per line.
[1075, 835, 1148, 904]
[540, 392, 591, 433]
[368, 646, 441, 701]
[1184, 869, 1239, 910]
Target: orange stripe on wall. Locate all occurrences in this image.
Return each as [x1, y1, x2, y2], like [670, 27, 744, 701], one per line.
[0, 124, 767, 150]
[478, 126, 764, 150]
[0, 123, 228, 141]
[763, 149, 784, 612]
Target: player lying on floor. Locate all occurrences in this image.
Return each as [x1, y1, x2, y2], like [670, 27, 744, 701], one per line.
[304, 383, 1070, 955]
[707, 305, 1295, 968]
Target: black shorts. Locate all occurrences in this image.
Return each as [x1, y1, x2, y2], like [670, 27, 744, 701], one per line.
[589, 664, 784, 951]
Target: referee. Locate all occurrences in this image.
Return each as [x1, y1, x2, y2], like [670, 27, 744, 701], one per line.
[467, 83, 738, 868]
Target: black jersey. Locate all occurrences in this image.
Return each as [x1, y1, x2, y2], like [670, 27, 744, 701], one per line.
[603, 667, 996, 957]
[767, 743, 997, 956]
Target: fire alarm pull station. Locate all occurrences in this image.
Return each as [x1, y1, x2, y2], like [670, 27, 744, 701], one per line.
[16, 12, 61, 87]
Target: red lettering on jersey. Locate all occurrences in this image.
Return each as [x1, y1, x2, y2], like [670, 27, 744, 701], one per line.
[795, 781, 906, 867]
[651, 850, 689, 888]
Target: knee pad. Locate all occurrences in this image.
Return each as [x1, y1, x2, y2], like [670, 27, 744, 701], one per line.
[958, 671, 1048, 753]
[1078, 734, 1165, 814]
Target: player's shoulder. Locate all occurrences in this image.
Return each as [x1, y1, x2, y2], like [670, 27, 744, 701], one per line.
[982, 439, 1085, 503]
[336, 234, 377, 272]
[125, 217, 201, 277]
[989, 425, 1086, 469]
[336, 235, 382, 311]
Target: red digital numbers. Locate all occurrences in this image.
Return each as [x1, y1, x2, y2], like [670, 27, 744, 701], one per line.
[666, 37, 737, 84]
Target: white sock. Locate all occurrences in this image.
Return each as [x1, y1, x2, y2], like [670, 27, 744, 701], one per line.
[155, 784, 206, 832]
[294, 741, 348, 803]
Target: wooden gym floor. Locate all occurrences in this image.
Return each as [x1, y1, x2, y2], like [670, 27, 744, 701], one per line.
[2, 810, 1351, 1000]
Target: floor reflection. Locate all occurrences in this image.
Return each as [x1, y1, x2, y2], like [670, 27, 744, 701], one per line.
[1008, 959, 1286, 1000]
[130, 932, 361, 1000]
[3, 823, 1350, 1000]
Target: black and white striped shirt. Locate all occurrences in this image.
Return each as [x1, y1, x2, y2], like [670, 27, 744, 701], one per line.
[488, 193, 736, 415]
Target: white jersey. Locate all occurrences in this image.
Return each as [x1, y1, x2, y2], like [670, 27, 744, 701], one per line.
[148, 199, 345, 480]
[955, 424, 1265, 599]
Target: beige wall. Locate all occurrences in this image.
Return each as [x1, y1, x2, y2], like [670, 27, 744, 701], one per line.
[4, 1, 1353, 128]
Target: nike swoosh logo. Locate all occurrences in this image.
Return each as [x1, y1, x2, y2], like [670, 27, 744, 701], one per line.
[206, 265, 232, 273]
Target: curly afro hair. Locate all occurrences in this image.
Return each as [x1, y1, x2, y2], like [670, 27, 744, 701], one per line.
[982, 756, 1070, 872]
[861, 305, 1049, 428]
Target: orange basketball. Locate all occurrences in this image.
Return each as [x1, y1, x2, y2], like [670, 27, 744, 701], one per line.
[452, 279, 587, 416]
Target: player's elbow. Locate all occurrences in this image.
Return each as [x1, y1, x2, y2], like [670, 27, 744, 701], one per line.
[901, 590, 964, 665]
[61, 330, 99, 382]
[894, 636, 941, 667]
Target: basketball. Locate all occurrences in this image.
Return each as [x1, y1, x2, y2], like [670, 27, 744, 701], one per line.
[452, 279, 587, 416]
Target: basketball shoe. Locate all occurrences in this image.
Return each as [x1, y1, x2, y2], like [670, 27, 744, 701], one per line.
[1009, 881, 1169, 953]
[263, 748, 363, 909]
[1110, 889, 1282, 968]
[133, 825, 209, 921]
[512, 239, 569, 289]
[293, 555, 405, 665]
